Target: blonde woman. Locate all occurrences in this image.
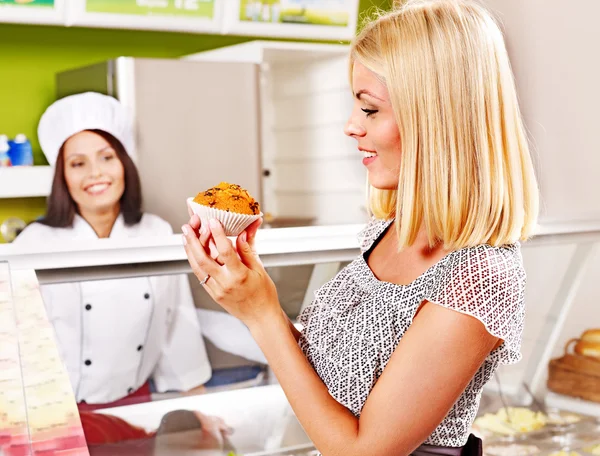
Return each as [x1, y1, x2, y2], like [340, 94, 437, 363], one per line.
[181, 0, 539, 454]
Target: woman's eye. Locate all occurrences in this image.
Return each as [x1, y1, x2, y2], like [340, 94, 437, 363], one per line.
[103, 155, 114, 161]
[361, 108, 378, 118]
[70, 162, 84, 168]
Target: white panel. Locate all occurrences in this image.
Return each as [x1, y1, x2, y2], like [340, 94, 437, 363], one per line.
[508, 244, 574, 392]
[271, 57, 350, 99]
[274, 124, 356, 160]
[482, 0, 600, 224]
[267, 52, 360, 226]
[521, 244, 575, 317]
[274, 158, 365, 193]
[275, 192, 367, 225]
[549, 245, 600, 359]
[273, 89, 353, 131]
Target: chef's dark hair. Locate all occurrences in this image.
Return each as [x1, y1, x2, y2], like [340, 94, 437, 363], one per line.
[38, 129, 143, 228]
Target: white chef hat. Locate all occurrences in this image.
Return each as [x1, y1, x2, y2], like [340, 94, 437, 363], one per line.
[38, 92, 136, 167]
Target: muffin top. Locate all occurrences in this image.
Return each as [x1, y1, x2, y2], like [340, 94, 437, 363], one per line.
[193, 182, 260, 215]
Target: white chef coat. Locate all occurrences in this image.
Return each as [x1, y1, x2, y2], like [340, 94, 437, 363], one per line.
[14, 213, 212, 404]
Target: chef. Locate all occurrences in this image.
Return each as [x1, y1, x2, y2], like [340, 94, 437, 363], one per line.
[14, 92, 212, 409]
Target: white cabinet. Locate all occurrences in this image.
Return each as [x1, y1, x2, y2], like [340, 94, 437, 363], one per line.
[65, 0, 224, 33]
[0, 0, 66, 26]
[185, 41, 367, 226]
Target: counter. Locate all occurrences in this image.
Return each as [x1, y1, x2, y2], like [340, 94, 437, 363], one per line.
[0, 263, 89, 455]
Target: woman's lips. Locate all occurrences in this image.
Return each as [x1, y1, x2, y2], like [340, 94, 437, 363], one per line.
[85, 183, 111, 195]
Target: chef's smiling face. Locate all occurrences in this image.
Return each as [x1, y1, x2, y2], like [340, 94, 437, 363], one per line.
[62, 130, 125, 215]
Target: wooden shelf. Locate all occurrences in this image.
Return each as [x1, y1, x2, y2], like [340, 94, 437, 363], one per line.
[0, 166, 53, 199]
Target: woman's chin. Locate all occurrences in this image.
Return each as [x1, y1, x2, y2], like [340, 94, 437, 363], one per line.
[78, 198, 121, 215]
[367, 179, 398, 191]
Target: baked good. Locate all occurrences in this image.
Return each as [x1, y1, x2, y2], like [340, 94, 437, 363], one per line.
[193, 182, 260, 215]
[574, 340, 600, 358]
[581, 329, 600, 345]
[187, 182, 262, 237]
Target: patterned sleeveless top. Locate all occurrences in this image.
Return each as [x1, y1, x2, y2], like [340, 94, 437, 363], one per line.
[298, 218, 526, 447]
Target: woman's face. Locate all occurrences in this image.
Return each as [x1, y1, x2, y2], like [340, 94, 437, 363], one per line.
[62, 131, 125, 215]
[345, 61, 402, 190]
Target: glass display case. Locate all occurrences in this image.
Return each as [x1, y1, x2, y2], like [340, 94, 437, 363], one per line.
[2, 221, 600, 455]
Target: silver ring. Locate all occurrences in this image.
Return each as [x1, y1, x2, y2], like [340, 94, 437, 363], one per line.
[199, 274, 210, 286]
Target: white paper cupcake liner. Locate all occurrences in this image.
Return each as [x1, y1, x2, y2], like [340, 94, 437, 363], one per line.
[187, 197, 262, 237]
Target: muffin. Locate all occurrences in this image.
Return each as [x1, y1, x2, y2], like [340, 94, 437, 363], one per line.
[187, 182, 262, 236]
[193, 182, 260, 215]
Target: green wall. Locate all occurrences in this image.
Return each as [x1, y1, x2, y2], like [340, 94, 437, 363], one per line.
[0, 0, 391, 240]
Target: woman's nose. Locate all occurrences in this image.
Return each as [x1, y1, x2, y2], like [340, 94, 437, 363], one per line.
[344, 119, 366, 138]
[89, 161, 102, 178]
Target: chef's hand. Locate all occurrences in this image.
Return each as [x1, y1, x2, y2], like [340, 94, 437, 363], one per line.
[193, 411, 233, 446]
[181, 217, 281, 328]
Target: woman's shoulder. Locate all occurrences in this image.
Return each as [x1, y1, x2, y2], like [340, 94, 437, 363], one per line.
[444, 242, 524, 277]
[13, 221, 70, 245]
[427, 242, 526, 365]
[429, 242, 526, 304]
[357, 217, 393, 252]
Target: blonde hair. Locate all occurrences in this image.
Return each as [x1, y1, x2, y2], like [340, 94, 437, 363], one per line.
[351, 0, 539, 250]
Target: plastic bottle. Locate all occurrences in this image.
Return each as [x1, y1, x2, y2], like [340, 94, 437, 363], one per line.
[8, 134, 34, 166]
[0, 135, 12, 167]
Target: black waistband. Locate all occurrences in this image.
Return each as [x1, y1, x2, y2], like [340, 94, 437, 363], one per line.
[411, 434, 482, 456]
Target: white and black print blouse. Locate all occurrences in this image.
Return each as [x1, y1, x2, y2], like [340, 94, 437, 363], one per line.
[298, 218, 526, 447]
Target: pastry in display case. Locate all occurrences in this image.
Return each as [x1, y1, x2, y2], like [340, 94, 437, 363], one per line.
[475, 405, 600, 455]
[0, 264, 89, 455]
[548, 330, 600, 404]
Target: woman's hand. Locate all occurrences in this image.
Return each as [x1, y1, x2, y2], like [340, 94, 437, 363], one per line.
[181, 216, 280, 329]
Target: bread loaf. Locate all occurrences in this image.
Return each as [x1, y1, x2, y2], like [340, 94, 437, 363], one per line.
[581, 329, 600, 344]
[574, 340, 600, 358]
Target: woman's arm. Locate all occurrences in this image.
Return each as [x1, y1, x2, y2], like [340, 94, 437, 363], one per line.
[181, 219, 498, 456]
[282, 308, 302, 342]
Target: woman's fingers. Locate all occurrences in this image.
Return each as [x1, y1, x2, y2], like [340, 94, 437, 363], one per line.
[198, 220, 212, 249]
[182, 224, 222, 285]
[208, 219, 244, 272]
[188, 214, 201, 237]
[193, 220, 223, 265]
[245, 218, 263, 251]
[236, 230, 262, 270]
